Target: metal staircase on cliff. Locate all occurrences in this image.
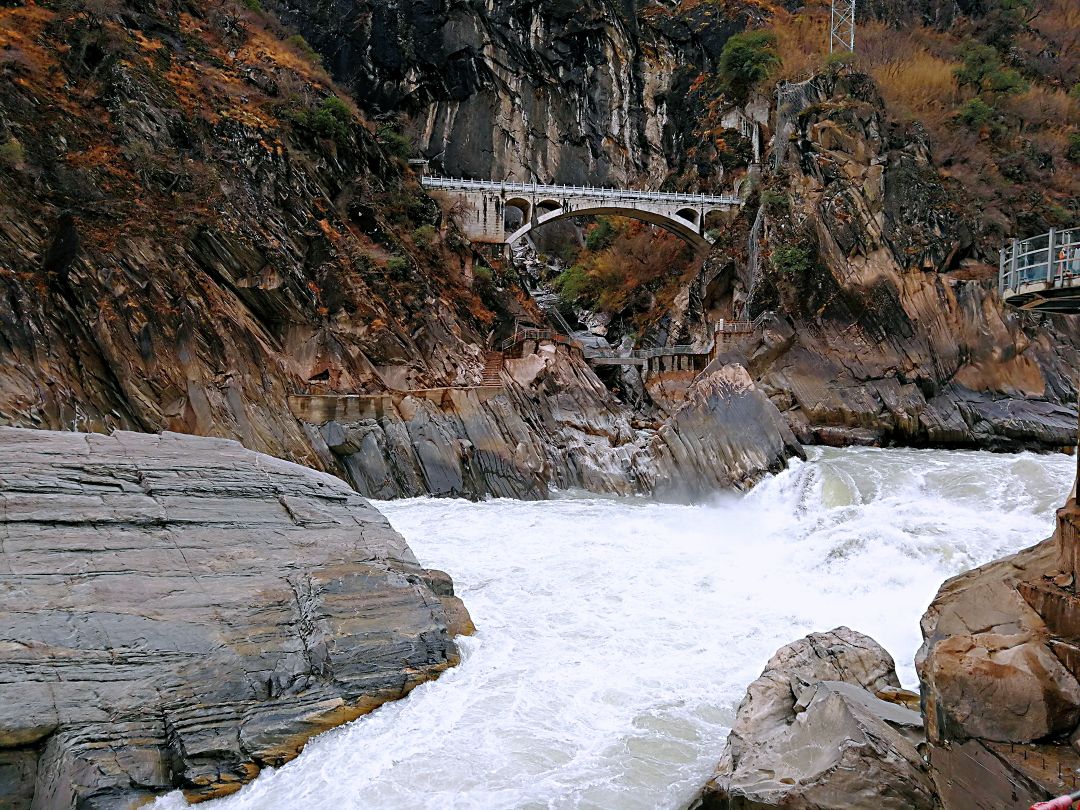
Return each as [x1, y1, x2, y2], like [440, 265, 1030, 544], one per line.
[482, 352, 505, 386]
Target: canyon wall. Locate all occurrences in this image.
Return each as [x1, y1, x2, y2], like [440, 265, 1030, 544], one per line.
[264, 0, 761, 186]
[682, 70, 1080, 450]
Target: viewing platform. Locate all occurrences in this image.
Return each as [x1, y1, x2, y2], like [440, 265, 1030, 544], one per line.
[999, 227, 1080, 312]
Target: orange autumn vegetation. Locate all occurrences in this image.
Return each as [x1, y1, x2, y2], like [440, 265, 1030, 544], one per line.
[555, 218, 701, 327]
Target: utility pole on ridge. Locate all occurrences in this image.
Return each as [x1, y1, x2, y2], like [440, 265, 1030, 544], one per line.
[830, 0, 855, 54]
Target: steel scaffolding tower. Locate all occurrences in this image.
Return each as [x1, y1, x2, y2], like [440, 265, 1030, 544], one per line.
[830, 0, 855, 53]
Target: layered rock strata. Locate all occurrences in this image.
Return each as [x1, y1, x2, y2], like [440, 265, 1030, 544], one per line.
[0, 427, 468, 807]
[914, 495, 1080, 808]
[699, 70, 1080, 451]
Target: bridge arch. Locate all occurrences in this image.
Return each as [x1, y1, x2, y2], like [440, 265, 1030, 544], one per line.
[504, 196, 531, 224]
[676, 208, 700, 227]
[506, 205, 712, 251]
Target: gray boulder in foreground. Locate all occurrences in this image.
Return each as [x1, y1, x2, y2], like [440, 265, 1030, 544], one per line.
[695, 627, 938, 810]
[0, 428, 469, 808]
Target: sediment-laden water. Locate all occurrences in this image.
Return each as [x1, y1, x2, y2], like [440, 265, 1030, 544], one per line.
[158, 447, 1075, 810]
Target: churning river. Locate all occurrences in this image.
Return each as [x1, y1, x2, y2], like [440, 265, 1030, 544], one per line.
[159, 447, 1075, 810]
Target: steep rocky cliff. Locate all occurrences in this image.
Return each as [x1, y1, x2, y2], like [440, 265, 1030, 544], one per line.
[683, 69, 1080, 450]
[263, 0, 768, 187]
[911, 496, 1080, 809]
[0, 0, 497, 465]
[0, 0, 803, 501]
[0, 427, 469, 806]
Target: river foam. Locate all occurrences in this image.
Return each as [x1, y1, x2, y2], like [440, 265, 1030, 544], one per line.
[157, 447, 1075, 810]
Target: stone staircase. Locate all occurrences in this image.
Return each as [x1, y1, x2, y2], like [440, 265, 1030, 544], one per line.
[482, 351, 504, 386]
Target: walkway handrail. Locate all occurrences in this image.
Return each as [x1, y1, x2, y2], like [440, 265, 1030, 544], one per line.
[421, 175, 743, 207]
[999, 227, 1080, 296]
[501, 329, 583, 352]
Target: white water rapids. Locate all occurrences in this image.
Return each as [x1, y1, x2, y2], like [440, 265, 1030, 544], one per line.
[159, 447, 1075, 810]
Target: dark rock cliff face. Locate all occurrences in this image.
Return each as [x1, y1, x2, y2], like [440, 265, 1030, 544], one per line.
[265, 0, 762, 185]
[0, 0, 495, 468]
[690, 70, 1080, 451]
[0, 427, 469, 806]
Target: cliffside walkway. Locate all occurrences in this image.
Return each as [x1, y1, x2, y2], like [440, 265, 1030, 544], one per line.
[501, 314, 767, 371]
[422, 176, 743, 250]
[999, 227, 1080, 312]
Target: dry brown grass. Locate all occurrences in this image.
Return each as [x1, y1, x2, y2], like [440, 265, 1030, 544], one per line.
[769, 3, 830, 82]
[857, 22, 961, 125]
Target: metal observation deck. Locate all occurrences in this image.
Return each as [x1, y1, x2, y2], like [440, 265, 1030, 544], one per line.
[999, 228, 1080, 312]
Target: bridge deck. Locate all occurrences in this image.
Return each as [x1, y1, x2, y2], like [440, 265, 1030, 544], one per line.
[421, 176, 742, 207]
[1000, 227, 1080, 312]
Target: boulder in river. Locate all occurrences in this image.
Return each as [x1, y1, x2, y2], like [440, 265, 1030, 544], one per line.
[695, 626, 937, 809]
[0, 428, 470, 807]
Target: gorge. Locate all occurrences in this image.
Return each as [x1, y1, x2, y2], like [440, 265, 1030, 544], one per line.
[1, 0, 1078, 806]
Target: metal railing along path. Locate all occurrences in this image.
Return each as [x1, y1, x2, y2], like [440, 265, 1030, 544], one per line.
[421, 176, 743, 207]
[999, 227, 1080, 311]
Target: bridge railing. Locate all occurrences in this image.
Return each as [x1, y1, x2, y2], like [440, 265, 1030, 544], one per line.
[501, 329, 583, 352]
[421, 175, 743, 207]
[587, 345, 709, 359]
[1000, 227, 1080, 296]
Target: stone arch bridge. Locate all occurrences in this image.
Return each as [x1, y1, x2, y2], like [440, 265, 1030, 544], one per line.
[421, 176, 743, 251]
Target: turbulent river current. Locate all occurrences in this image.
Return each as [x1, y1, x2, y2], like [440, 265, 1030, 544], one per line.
[160, 447, 1076, 810]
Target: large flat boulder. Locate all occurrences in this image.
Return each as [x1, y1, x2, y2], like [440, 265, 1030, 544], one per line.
[0, 428, 468, 808]
[696, 627, 937, 810]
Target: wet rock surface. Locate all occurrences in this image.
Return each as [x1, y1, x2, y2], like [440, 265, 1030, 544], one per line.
[696, 627, 937, 810]
[0, 427, 467, 807]
[911, 499, 1080, 808]
[316, 349, 802, 501]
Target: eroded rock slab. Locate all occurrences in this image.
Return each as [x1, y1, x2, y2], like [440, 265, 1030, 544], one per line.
[0, 428, 468, 807]
[696, 627, 937, 810]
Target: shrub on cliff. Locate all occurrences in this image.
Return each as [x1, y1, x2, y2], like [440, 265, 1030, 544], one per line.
[957, 97, 995, 127]
[717, 32, 780, 104]
[555, 264, 593, 306]
[954, 43, 1026, 97]
[286, 34, 322, 66]
[770, 244, 814, 276]
[377, 124, 413, 160]
[585, 218, 616, 251]
[0, 138, 24, 169]
[1068, 133, 1080, 164]
[288, 96, 353, 143]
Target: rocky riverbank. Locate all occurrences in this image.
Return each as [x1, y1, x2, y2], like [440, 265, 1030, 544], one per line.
[673, 69, 1080, 453]
[302, 344, 803, 501]
[698, 476, 1080, 809]
[0, 427, 470, 806]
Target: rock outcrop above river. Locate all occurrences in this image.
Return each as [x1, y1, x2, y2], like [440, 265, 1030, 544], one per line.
[911, 495, 1080, 808]
[704, 69, 1080, 451]
[0, 0, 801, 504]
[696, 627, 936, 810]
[306, 345, 802, 500]
[0, 427, 468, 806]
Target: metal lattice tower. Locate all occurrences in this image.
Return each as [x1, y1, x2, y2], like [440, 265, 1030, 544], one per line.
[830, 0, 855, 54]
